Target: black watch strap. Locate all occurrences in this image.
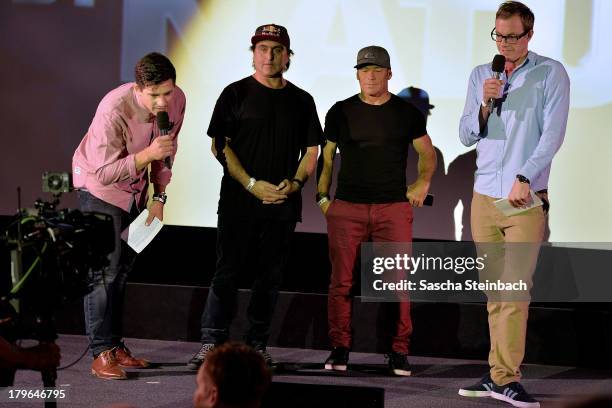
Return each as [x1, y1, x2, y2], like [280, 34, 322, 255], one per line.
[152, 192, 167, 204]
[516, 174, 530, 184]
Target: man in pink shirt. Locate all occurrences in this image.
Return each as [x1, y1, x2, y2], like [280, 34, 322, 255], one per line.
[72, 52, 186, 380]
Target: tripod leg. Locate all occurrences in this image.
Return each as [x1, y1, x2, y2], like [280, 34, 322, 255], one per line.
[42, 368, 57, 408]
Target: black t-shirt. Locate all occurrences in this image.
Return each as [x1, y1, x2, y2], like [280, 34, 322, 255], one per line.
[207, 76, 322, 221]
[324, 94, 427, 203]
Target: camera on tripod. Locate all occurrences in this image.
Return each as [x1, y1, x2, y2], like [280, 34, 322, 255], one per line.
[1, 171, 114, 388]
[3, 171, 114, 313]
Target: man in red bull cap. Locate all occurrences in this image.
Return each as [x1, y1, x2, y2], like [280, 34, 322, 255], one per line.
[188, 24, 322, 370]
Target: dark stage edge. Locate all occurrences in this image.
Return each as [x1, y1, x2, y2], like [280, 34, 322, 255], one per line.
[7, 334, 612, 408]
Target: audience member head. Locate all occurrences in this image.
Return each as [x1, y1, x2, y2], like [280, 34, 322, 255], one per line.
[193, 342, 271, 408]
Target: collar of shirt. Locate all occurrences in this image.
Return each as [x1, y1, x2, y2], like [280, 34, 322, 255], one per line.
[504, 51, 534, 81]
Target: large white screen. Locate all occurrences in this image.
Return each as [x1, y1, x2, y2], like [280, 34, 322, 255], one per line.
[163, 0, 612, 243]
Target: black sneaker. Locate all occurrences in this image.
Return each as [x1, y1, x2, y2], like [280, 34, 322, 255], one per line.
[458, 374, 495, 397]
[253, 346, 276, 368]
[187, 343, 215, 370]
[324, 347, 349, 371]
[491, 382, 540, 408]
[386, 351, 411, 376]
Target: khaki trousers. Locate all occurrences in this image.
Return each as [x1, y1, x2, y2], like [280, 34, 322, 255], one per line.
[471, 191, 545, 385]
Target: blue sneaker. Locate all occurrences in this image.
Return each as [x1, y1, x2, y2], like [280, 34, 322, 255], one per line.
[458, 374, 495, 397]
[491, 382, 540, 408]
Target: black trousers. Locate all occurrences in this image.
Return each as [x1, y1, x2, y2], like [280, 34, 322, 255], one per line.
[200, 215, 295, 347]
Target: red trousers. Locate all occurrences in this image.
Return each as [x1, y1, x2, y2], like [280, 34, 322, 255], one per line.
[326, 199, 413, 354]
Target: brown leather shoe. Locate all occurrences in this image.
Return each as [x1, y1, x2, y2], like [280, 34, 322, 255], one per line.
[91, 350, 127, 380]
[114, 345, 150, 368]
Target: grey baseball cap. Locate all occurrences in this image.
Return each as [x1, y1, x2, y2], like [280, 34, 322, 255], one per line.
[354, 46, 391, 69]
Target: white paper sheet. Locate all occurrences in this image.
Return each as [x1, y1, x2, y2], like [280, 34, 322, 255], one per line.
[122, 209, 163, 253]
[493, 190, 543, 217]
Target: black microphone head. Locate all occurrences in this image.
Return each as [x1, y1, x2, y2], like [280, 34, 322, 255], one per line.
[492, 54, 506, 73]
[156, 111, 170, 131]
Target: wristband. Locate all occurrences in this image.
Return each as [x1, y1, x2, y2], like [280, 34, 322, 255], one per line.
[317, 197, 330, 207]
[152, 192, 167, 204]
[315, 192, 329, 203]
[246, 177, 257, 191]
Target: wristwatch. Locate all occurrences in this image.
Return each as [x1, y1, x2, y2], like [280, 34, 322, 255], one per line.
[152, 192, 167, 204]
[516, 174, 530, 184]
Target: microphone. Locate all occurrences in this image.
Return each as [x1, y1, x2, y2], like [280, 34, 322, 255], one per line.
[156, 111, 172, 169]
[488, 54, 506, 111]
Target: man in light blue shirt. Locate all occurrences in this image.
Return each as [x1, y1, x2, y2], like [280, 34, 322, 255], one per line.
[458, 2, 569, 408]
[459, 37, 569, 200]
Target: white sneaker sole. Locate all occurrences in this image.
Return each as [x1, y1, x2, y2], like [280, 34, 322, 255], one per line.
[392, 368, 411, 376]
[491, 391, 540, 408]
[324, 363, 347, 371]
[458, 389, 491, 397]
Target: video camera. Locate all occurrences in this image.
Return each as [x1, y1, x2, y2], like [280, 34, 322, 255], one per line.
[3, 172, 114, 309]
[1, 172, 114, 389]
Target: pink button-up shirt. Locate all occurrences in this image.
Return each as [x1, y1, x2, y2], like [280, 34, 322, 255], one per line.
[72, 82, 186, 211]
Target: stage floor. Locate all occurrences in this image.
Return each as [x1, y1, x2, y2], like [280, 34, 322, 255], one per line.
[6, 335, 612, 407]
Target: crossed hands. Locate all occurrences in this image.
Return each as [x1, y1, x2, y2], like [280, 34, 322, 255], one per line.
[249, 179, 301, 204]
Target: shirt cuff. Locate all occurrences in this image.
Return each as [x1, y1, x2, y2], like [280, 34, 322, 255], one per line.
[466, 109, 484, 142]
[518, 161, 538, 184]
[127, 153, 138, 179]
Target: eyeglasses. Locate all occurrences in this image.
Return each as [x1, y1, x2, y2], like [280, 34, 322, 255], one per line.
[490, 28, 529, 44]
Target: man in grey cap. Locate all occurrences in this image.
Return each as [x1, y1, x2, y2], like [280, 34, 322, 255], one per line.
[317, 45, 437, 375]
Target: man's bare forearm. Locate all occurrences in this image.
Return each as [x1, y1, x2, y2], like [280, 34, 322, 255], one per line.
[223, 146, 251, 188]
[294, 146, 318, 183]
[317, 141, 336, 195]
[413, 135, 437, 185]
[211, 137, 250, 188]
[417, 151, 436, 184]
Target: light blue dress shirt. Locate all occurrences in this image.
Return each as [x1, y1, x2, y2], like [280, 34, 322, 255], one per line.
[459, 51, 570, 198]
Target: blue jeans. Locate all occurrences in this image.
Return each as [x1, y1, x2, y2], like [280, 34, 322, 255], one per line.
[78, 191, 138, 356]
[200, 216, 295, 347]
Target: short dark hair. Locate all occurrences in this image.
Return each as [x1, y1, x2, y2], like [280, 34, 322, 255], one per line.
[249, 44, 295, 71]
[496, 1, 535, 32]
[204, 342, 271, 407]
[134, 52, 176, 88]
